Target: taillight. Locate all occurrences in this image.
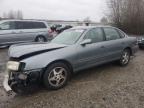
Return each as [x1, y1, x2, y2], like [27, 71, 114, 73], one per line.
[48, 29, 52, 33]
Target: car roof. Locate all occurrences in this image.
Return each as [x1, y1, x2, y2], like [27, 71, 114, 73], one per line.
[70, 25, 114, 30]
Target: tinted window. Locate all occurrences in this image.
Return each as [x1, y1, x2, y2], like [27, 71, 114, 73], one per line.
[15, 21, 46, 29]
[104, 28, 120, 40]
[84, 28, 104, 43]
[15, 21, 32, 29]
[0, 21, 15, 30]
[33, 22, 47, 28]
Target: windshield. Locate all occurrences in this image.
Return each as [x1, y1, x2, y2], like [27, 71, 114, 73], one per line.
[51, 29, 85, 45]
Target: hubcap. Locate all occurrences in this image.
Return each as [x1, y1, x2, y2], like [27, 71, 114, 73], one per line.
[37, 37, 44, 42]
[48, 67, 67, 87]
[121, 51, 129, 64]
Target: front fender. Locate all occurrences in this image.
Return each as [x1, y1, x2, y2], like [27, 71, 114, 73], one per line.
[21, 52, 60, 71]
[21, 46, 76, 71]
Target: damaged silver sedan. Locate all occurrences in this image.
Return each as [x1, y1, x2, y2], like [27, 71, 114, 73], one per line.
[3, 26, 138, 94]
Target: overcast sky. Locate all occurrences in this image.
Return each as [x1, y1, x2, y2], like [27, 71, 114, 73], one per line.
[0, 0, 107, 22]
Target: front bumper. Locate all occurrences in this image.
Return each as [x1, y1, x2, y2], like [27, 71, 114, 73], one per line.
[3, 74, 12, 92]
[3, 69, 42, 93]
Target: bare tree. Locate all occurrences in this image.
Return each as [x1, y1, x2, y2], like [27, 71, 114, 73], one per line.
[100, 17, 108, 24]
[3, 12, 7, 18]
[16, 10, 23, 19]
[7, 10, 15, 19]
[107, 0, 144, 34]
[3, 10, 23, 19]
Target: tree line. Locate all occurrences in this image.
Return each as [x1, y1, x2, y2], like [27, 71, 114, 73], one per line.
[1, 10, 23, 20]
[107, 0, 144, 35]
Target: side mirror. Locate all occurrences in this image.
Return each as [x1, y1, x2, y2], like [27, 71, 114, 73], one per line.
[80, 39, 92, 46]
[0, 27, 2, 30]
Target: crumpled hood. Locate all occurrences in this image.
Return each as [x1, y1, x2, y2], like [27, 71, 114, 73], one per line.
[9, 42, 67, 59]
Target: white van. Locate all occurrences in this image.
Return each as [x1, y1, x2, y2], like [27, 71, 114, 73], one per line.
[0, 20, 52, 47]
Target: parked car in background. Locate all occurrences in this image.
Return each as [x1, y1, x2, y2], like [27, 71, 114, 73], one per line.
[56, 25, 73, 34]
[137, 36, 144, 49]
[50, 24, 73, 37]
[50, 24, 62, 32]
[3, 26, 138, 94]
[0, 20, 52, 47]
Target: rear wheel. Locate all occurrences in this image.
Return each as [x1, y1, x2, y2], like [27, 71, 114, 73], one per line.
[43, 62, 71, 90]
[35, 36, 46, 42]
[119, 49, 131, 66]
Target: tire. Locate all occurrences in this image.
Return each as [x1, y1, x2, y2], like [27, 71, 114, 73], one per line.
[35, 36, 46, 42]
[43, 62, 71, 90]
[119, 49, 131, 66]
[139, 46, 144, 49]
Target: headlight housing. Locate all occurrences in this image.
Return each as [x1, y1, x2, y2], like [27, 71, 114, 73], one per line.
[7, 61, 25, 71]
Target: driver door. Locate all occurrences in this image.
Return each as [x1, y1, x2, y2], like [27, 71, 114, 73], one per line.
[76, 28, 107, 70]
[0, 21, 16, 45]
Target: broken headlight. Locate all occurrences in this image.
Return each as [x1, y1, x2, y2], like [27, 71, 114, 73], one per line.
[7, 61, 25, 71]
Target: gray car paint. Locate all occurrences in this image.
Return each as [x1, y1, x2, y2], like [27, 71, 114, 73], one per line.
[0, 20, 50, 46]
[8, 26, 138, 72]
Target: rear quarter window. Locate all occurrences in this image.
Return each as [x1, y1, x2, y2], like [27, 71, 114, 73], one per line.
[104, 27, 121, 41]
[32, 22, 47, 29]
[116, 29, 126, 38]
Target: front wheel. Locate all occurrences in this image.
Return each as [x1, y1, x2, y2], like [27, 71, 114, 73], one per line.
[43, 62, 71, 90]
[119, 49, 131, 66]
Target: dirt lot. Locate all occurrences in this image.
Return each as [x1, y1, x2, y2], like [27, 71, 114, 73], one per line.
[0, 48, 144, 108]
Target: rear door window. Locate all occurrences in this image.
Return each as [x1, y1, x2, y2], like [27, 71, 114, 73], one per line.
[15, 21, 25, 29]
[32, 22, 47, 29]
[103, 27, 121, 41]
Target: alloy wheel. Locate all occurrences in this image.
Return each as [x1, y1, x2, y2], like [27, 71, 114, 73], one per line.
[48, 67, 67, 87]
[37, 37, 45, 42]
[121, 50, 130, 65]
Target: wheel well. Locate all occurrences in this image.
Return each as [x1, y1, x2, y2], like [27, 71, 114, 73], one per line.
[124, 47, 132, 56]
[44, 60, 73, 74]
[35, 35, 47, 41]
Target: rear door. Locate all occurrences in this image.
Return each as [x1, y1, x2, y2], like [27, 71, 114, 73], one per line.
[102, 27, 125, 60]
[14, 21, 36, 42]
[15, 21, 48, 42]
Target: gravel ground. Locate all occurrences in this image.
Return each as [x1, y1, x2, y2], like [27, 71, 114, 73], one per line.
[0, 48, 144, 108]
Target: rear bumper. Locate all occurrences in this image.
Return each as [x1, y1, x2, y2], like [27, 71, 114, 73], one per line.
[138, 43, 144, 47]
[131, 45, 139, 55]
